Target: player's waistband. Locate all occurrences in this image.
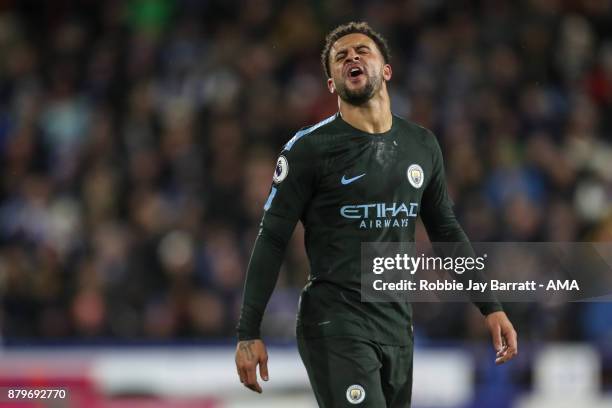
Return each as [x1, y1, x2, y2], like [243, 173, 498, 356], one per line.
[296, 314, 412, 346]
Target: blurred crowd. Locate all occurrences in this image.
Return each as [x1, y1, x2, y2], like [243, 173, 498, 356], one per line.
[0, 0, 611, 343]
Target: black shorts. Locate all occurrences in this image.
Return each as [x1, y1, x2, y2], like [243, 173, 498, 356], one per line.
[297, 335, 413, 407]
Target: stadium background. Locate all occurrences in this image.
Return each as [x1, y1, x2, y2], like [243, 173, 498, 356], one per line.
[0, 0, 611, 407]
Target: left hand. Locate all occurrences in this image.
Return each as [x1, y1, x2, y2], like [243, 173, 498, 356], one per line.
[485, 311, 518, 365]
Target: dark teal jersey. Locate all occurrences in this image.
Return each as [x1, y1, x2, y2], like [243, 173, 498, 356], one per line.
[238, 113, 501, 345]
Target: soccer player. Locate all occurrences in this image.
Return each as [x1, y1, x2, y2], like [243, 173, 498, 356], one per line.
[235, 22, 517, 407]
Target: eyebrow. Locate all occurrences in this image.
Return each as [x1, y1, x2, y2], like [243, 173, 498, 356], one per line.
[334, 44, 372, 58]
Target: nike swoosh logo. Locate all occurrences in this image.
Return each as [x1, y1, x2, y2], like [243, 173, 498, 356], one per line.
[341, 173, 366, 185]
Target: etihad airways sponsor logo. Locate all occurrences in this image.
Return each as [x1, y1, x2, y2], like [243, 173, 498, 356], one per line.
[340, 202, 419, 229]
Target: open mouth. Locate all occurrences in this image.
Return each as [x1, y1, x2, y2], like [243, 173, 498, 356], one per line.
[348, 67, 363, 78]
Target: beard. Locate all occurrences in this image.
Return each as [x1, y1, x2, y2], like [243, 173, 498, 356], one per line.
[334, 71, 382, 106]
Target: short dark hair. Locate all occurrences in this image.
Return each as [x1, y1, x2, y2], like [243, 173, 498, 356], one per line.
[321, 21, 391, 78]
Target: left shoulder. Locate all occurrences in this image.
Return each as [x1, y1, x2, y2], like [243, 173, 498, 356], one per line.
[392, 114, 439, 150]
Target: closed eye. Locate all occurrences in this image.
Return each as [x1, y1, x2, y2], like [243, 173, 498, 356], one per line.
[333, 45, 371, 62]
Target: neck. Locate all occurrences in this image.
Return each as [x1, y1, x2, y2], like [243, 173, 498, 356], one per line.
[338, 83, 392, 134]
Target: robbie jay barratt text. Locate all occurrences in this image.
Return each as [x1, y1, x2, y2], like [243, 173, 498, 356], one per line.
[372, 279, 580, 292]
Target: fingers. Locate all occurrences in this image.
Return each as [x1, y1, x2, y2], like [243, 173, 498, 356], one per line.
[486, 312, 518, 365]
[495, 326, 518, 365]
[259, 354, 269, 382]
[237, 365, 246, 384]
[491, 323, 503, 353]
[237, 362, 262, 392]
[236, 356, 262, 392]
[236, 353, 262, 393]
[506, 326, 518, 354]
[235, 340, 266, 393]
[495, 347, 509, 365]
[245, 364, 262, 393]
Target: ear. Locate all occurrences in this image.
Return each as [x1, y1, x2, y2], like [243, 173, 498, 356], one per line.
[383, 64, 392, 81]
[327, 78, 335, 94]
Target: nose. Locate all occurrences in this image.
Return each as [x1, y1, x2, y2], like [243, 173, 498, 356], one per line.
[345, 50, 360, 62]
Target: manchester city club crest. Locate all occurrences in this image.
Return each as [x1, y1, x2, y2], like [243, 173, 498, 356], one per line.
[407, 164, 424, 188]
[273, 155, 289, 183]
[346, 384, 366, 404]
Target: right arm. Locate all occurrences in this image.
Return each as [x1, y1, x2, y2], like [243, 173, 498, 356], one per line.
[235, 212, 295, 393]
[237, 212, 299, 341]
[235, 137, 316, 392]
